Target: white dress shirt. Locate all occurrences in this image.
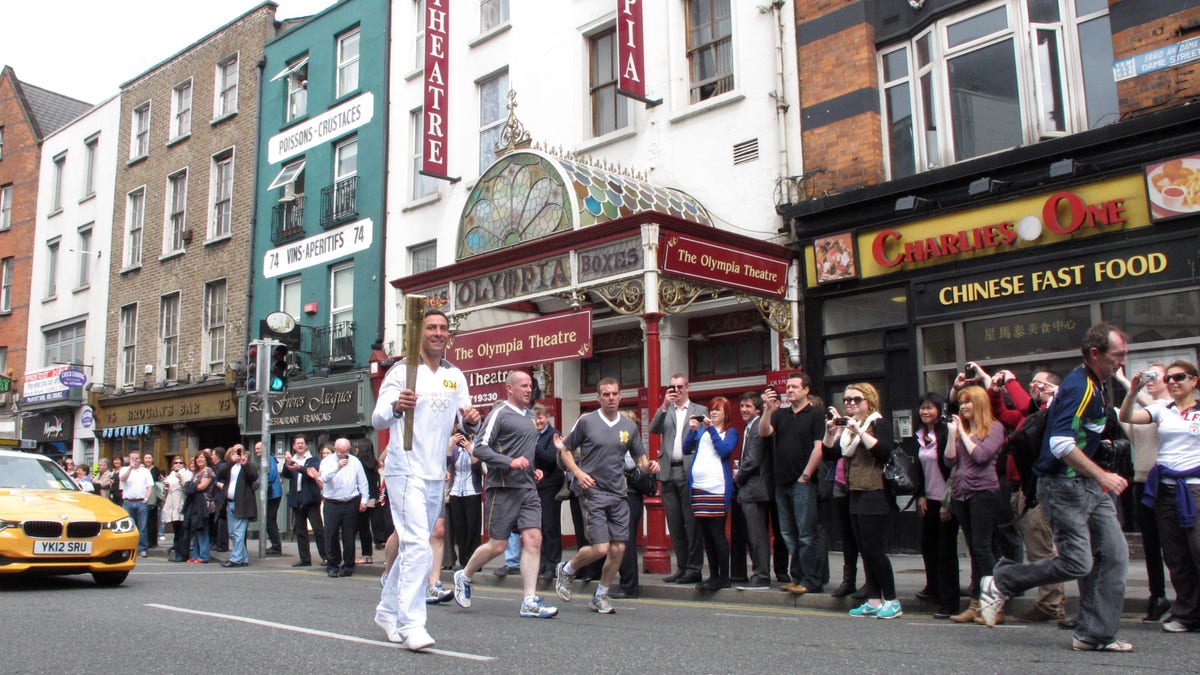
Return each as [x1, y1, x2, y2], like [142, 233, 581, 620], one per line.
[320, 453, 369, 504]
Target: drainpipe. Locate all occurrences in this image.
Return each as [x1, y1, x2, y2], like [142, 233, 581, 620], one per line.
[770, 0, 794, 204]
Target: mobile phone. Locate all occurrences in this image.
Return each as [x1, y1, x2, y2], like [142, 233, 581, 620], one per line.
[825, 409, 835, 421]
[835, 417, 849, 426]
[691, 415, 705, 422]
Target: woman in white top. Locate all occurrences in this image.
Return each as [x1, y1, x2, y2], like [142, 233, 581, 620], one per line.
[683, 396, 739, 591]
[161, 455, 193, 562]
[1120, 360, 1200, 634]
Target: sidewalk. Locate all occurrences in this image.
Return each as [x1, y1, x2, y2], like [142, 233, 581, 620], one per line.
[148, 536, 1159, 616]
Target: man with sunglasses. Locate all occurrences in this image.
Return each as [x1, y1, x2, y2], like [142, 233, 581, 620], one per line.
[650, 374, 707, 583]
[980, 322, 1134, 652]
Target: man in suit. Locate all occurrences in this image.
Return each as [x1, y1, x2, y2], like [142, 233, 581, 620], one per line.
[734, 392, 772, 589]
[282, 434, 327, 567]
[649, 373, 707, 583]
[216, 444, 259, 567]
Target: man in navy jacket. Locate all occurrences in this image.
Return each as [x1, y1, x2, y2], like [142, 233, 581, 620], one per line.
[282, 435, 327, 567]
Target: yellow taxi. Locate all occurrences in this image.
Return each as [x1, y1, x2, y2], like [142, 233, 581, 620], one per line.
[0, 449, 138, 586]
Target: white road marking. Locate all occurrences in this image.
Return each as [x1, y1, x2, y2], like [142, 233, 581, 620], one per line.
[715, 612, 798, 621]
[146, 603, 494, 661]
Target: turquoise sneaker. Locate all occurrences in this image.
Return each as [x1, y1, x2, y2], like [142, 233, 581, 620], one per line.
[875, 599, 903, 620]
[849, 601, 881, 617]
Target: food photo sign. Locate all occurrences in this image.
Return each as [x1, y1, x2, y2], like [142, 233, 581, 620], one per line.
[1144, 153, 1200, 222]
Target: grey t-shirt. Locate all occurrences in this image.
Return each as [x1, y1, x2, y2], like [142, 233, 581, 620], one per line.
[564, 411, 646, 496]
[473, 402, 539, 490]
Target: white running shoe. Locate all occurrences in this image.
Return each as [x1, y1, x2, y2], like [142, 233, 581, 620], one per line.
[979, 576, 1006, 628]
[426, 581, 454, 605]
[554, 561, 574, 602]
[589, 594, 615, 614]
[453, 569, 472, 608]
[402, 626, 436, 651]
[374, 614, 402, 643]
[520, 597, 559, 619]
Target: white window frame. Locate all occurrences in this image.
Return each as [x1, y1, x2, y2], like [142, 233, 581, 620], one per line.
[480, 0, 509, 33]
[409, 241, 437, 274]
[477, 70, 509, 173]
[82, 134, 99, 197]
[45, 237, 59, 299]
[170, 79, 193, 140]
[1, 257, 13, 312]
[214, 54, 240, 119]
[76, 224, 93, 289]
[414, 0, 425, 72]
[118, 303, 137, 387]
[280, 276, 301, 318]
[131, 102, 151, 159]
[51, 152, 66, 212]
[334, 136, 359, 182]
[878, 0, 1116, 178]
[286, 59, 309, 122]
[0, 126, 4, 159]
[43, 320, 86, 368]
[685, 0, 735, 105]
[0, 185, 12, 231]
[210, 149, 234, 240]
[164, 170, 188, 254]
[330, 262, 354, 329]
[125, 187, 145, 268]
[336, 28, 361, 97]
[589, 27, 630, 138]
[410, 109, 437, 199]
[159, 292, 180, 381]
[204, 279, 227, 375]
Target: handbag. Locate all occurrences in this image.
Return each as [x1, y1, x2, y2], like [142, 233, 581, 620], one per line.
[882, 447, 918, 510]
[624, 467, 658, 497]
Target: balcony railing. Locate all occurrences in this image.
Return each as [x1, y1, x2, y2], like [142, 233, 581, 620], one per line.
[271, 196, 305, 244]
[321, 175, 358, 227]
[312, 320, 357, 368]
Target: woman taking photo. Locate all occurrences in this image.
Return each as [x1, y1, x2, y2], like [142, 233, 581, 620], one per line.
[187, 450, 216, 563]
[823, 383, 901, 619]
[683, 396, 739, 591]
[1120, 360, 1200, 634]
[446, 427, 483, 569]
[945, 385, 1005, 624]
[906, 392, 960, 619]
[162, 455, 193, 562]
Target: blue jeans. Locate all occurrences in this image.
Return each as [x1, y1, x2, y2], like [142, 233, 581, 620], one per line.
[124, 500, 148, 553]
[504, 531, 522, 567]
[775, 481, 822, 589]
[227, 503, 250, 564]
[191, 519, 211, 561]
[995, 475, 1128, 644]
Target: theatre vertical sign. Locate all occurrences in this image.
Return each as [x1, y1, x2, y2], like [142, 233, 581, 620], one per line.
[422, 0, 451, 179]
[617, 0, 646, 99]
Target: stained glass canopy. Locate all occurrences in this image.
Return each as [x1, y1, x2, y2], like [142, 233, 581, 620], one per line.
[457, 150, 712, 260]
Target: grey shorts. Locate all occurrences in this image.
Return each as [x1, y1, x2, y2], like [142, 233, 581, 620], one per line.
[484, 487, 541, 540]
[579, 489, 630, 544]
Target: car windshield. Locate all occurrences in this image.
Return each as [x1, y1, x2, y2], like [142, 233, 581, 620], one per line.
[0, 455, 79, 490]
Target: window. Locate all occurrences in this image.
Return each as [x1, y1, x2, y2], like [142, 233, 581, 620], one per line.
[336, 28, 360, 97]
[204, 280, 226, 375]
[280, 276, 301, 318]
[131, 102, 151, 158]
[590, 28, 629, 137]
[215, 55, 239, 118]
[43, 321, 85, 367]
[0, 348, 6, 375]
[480, 0, 509, 33]
[414, 0, 426, 70]
[51, 153, 66, 211]
[331, 263, 354, 328]
[325, 136, 358, 224]
[76, 225, 92, 288]
[164, 170, 187, 253]
[0, 126, 4, 158]
[0, 185, 12, 230]
[170, 80, 192, 139]
[124, 188, 145, 268]
[1, 257, 12, 312]
[118, 304, 137, 387]
[411, 109, 438, 199]
[81, 135, 99, 197]
[286, 59, 308, 122]
[160, 292, 180, 380]
[210, 150, 234, 239]
[335, 136, 358, 181]
[45, 239, 59, 298]
[880, 0, 1117, 178]
[686, 0, 734, 104]
[478, 70, 509, 173]
[409, 241, 436, 274]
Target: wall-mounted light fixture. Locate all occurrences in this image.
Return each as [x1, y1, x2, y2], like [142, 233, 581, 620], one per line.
[895, 195, 932, 212]
[1049, 158, 1077, 178]
[968, 177, 1007, 196]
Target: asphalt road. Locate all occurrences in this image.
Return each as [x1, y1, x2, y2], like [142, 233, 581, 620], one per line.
[2, 559, 1194, 674]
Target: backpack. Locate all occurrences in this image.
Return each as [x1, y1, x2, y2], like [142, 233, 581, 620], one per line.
[1004, 405, 1049, 506]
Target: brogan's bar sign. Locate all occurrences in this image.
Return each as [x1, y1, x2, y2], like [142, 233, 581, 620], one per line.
[661, 234, 788, 298]
[422, 0, 451, 178]
[451, 309, 593, 372]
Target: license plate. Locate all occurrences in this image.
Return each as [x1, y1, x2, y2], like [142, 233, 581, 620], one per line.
[33, 540, 93, 555]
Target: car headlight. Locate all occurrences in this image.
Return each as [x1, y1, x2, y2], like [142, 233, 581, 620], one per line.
[103, 517, 136, 534]
[0, 520, 20, 533]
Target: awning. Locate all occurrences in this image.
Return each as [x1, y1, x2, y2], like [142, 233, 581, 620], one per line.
[270, 56, 309, 82]
[268, 160, 306, 190]
[99, 425, 152, 439]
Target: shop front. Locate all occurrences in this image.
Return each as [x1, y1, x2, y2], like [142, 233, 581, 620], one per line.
[19, 365, 91, 465]
[392, 149, 796, 572]
[93, 383, 240, 468]
[239, 373, 375, 450]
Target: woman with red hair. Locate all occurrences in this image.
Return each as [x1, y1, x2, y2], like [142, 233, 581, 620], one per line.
[684, 396, 739, 591]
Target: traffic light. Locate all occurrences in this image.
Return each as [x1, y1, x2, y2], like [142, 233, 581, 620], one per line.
[246, 344, 259, 391]
[269, 345, 289, 392]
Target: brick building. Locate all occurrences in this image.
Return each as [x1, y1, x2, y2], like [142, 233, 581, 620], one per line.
[96, 3, 281, 462]
[781, 0, 1200, 546]
[0, 66, 91, 446]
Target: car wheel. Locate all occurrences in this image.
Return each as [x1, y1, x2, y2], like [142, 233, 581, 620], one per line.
[92, 572, 129, 587]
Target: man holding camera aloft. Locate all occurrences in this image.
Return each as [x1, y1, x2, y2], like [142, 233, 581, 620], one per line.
[649, 374, 707, 583]
[216, 444, 259, 568]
